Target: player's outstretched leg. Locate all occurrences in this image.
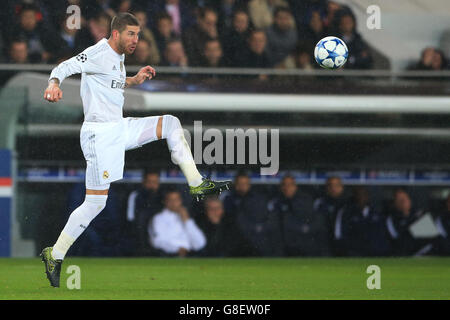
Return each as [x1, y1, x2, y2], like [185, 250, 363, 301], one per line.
[40, 247, 62, 288]
[161, 115, 232, 201]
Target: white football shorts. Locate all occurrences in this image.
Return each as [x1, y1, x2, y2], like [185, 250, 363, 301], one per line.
[80, 116, 160, 189]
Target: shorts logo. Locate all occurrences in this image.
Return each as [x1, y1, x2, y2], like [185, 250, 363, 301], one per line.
[103, 171, 109, 179]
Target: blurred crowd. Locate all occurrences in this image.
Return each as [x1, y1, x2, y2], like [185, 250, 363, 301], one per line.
[65, 170, 450, 258]
[1, 0, 448, 71]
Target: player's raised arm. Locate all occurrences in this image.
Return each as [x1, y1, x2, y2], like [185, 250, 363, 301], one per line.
[44, 49, 104, 102]
[126, 65, 156, 87]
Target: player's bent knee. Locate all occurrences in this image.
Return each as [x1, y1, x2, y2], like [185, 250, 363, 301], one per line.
[162, 114, 182, 139]
[84, 194, 108, 218]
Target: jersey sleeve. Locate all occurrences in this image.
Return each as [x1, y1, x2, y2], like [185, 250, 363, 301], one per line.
[49, 46, 105, 84]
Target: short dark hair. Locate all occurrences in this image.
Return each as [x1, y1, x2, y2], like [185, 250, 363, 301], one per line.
[198, 7, 217, 20]
[273, 6, 291, 17]
[248, 28, 265, 40]
[281, 174, 295, 183]
[111, 12, 139, 33]
[235, 170, 249, 181]
[143, 168, 159, 178]
[156, 12, 172, 23]
[20, 3, 38, 15]
[204, 196, 222, 209]
[326, 176, 342, 184]
[164, 188, 181, 200]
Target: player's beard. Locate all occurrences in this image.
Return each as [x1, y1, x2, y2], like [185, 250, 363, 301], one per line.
[118, 37, 134, 55]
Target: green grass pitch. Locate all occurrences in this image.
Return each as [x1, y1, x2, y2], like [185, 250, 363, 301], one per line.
[1, 257, 449, 299]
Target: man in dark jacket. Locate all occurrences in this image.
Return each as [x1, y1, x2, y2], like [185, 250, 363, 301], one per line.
[385, 189, 424, 256]
[265, 6, 298, 66]
[223, 172, 282, 256]
[221, 9, 252, 67]
[183, 7, 219, 66]
[146, 0, 196, 35]
[234, 29, 273, 69]
[9, 3, 62, 63]
[125, 170, 163, 255]
[335, 8, 373, 69]
[196, 197, 241, 257]
[314, 176, 347, 255]
[269, 175, 329, 256]
[335, 186, 391, 256]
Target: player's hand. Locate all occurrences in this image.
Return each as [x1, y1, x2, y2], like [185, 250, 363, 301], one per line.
[176, 206, 190, 222]
[134, 65, 156, 84]
[44, 83, 63, 103]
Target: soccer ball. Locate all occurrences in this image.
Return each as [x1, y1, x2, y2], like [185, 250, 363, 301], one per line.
[314, 36, 348, 69]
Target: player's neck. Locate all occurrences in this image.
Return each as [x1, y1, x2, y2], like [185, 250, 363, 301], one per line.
[107, 38, 123, 55]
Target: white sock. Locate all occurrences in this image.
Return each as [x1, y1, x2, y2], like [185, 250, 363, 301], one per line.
[52, 194, 108, 260]
[162, 115, 203, 187]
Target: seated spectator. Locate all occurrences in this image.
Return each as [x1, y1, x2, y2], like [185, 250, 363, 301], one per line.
[322, 0, 342, 33]
[301, 10, 326, 48]
[161, 39, 189, 67]
[210, 0, 249, 33]
[125, 170, 163, 255]
[269, 175, 329, 256]
[434, 194, 450, 255]
[234, 29, 272, 69]
[248, 0, 289, 29]
[131, 8, 160, 65]
[286, 0, 327, 31]
[223, 172, 283, 256]
[334, 187, 391, 256]
[314, 176, 347, 254]
[147, 0, 196, 36]
[126, 39, 154, 66]
[183, 7, 219, 66]
[222, 9, 252, 66]
[10, 3, 60, 63]
[65, 183, 121, 257]
[154, 13, 177, 55]
[335, 8, 373, 69]
[196, 196, 241, 257]
[53, 15, 84, 62]
[149, 189, 206, 257]
[7, 38, 29, 63]
[385, 189, 425, 256]
[266, 6, 298, 66]
[409, 47, 448, 71]
[200, 39, 225, 67]
[75, 12, 112, 51]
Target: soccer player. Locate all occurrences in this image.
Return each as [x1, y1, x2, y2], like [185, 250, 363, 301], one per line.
[40, 13, 231, 287]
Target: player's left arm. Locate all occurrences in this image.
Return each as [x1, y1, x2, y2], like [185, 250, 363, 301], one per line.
[126, 66, 156, 87]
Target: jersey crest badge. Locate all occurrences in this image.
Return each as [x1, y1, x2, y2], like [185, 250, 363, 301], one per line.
[103, 171, 109, 179]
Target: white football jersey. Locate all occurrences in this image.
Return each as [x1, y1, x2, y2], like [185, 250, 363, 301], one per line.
[49, 38, 126, 122]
